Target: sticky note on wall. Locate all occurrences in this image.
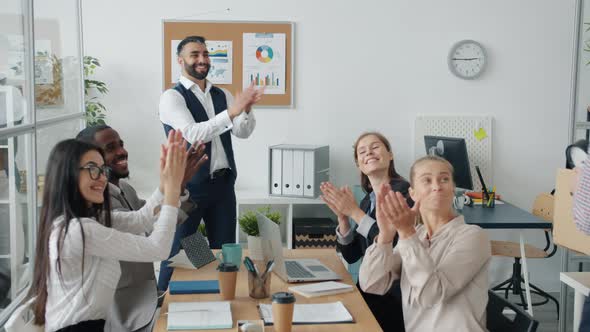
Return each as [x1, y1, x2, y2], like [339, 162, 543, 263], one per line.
[474, 127, 488, 141]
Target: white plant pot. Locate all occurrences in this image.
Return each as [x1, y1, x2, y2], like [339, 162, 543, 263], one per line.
[247, 235, 265, 261]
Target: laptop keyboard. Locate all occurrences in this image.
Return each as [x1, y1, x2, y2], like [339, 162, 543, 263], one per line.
[286, 261, 315, 279]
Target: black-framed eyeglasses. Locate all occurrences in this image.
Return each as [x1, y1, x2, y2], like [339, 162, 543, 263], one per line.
[79, 165, 111, 180]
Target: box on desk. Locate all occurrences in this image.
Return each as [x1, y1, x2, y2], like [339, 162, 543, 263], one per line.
[293, 218, 337, 249]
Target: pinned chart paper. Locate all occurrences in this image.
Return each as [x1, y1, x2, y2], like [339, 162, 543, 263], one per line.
[206, 40, 233, 84]
[242, 33, 286, 94]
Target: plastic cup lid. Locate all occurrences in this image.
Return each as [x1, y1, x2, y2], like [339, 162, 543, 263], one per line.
[218, 262, 238, 272]
[272, 292, 296, 304]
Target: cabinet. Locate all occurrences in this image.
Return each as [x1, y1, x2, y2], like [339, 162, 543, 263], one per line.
[235, 190, 335, 249]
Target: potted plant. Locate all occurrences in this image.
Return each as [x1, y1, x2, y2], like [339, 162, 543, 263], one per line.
[238, 206, 281, 260]
[83, 56, 108, 126]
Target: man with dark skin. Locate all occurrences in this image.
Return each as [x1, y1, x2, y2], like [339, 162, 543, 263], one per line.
[76, 125, 206, 332]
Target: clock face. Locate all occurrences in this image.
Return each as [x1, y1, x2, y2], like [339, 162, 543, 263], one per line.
[448, 40, 487, 79]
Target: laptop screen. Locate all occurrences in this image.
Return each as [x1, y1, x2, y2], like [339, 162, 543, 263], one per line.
[256, 212, 287, 277]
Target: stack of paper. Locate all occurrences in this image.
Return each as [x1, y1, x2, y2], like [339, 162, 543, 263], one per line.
[288, 281, 354, 298]
[167, 250, 194, 269]
[258, 301, 354, 325]
[167, 301, 232, 330]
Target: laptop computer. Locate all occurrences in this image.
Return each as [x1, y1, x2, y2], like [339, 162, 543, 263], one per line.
[256, 212, 341, 283]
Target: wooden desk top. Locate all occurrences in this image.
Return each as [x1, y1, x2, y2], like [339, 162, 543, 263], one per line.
[154, 249, 381, 332]
[560, 272, 590, 296]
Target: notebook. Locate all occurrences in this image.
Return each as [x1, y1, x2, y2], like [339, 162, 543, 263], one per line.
[180, 231, 216, 269]
[167, 301, 232, 330]
[288, 281, 354, 298]
[258, 301, 354, 325]
[169, 280, 220, 295]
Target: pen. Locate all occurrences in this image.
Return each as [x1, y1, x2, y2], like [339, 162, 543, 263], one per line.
[243, 257, 256, 275]
[261, 260, 275, 280]
[487, 185, 496, 207]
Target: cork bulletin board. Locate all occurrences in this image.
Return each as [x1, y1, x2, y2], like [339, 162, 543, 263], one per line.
[162, 20, 294, 107]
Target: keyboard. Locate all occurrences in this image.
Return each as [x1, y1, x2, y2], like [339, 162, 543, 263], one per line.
[285, 261, 315, 279]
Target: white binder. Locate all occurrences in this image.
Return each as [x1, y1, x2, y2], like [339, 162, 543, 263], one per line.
[282, 149, 294, 195]
[303, 151, 315, 197]
[271, 149, 283, 195]
[293, 150, 305, 196]
[268, 144, 329, 198]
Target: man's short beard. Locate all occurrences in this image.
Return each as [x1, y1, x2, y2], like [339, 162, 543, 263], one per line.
[185, 62, 209, 80]
[110, 170, 130, 181]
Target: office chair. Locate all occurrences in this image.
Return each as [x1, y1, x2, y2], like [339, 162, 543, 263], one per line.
[490, 193, 559, 318]
[5, 297, 43, 332]
[487, 290, 539, 332]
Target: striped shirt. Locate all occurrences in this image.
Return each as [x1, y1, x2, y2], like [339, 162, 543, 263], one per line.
[574, 156, 590, 235]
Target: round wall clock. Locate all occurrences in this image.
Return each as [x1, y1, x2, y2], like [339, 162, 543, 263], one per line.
[448, 40, 487, 80]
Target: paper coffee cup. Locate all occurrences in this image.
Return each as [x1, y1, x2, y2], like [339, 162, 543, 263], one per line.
[271, 292, 296, 332]
[217, 262, 238, 300]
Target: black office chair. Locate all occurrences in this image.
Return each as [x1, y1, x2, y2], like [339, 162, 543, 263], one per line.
[490, 193, 559, 319]
[487, 290, 539, 332]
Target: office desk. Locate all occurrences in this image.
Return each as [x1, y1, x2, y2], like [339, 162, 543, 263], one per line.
[461, 202, 551, 229]
[560, 272, 590, 331]
[153, 249, 381, 332]
[461, 202, 550, 316]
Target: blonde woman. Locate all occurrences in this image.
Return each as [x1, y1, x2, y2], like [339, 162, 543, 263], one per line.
[359, 155, 491, 331]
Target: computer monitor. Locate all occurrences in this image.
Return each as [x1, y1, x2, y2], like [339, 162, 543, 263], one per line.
[424, 135, 473, 190]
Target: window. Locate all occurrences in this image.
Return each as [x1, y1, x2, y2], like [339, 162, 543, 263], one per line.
[0, 0, 84, 326]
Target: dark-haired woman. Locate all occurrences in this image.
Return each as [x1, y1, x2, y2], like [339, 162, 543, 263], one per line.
[320, 132, 412, 332]
[31, 130, 187, 332]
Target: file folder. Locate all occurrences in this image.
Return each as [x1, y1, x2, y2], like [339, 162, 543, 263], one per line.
[303, 150, 315, 197]
[270, 148, 282, 195]
[282, 149, 294, 195]
[293, 150, 305, 196]
[169, 280, 220, 294]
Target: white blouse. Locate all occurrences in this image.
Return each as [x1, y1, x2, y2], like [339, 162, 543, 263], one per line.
[44, 189, 177, 332]
[359, 215, 491, 332]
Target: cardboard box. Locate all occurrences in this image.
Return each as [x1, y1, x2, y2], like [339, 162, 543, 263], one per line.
[553, 168, 590, 255]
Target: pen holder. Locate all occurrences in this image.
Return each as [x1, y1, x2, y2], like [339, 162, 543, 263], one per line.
[482, 191, 495, 208]
[247, 270, 271, 299]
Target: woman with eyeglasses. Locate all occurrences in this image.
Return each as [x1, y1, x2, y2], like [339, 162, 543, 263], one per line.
[30, 130, 187, 332]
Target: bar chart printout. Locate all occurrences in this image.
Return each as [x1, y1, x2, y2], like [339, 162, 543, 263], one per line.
[242, 32, 286, 94]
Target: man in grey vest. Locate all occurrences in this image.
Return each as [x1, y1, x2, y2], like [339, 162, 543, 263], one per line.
[76, 125, 206, 332]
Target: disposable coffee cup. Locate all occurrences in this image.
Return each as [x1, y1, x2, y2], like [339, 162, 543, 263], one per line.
[217, 262, 239, 300]
[271, 292, 296, 332]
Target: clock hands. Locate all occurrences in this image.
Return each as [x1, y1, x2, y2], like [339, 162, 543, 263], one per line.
[452, 57, 482, 61]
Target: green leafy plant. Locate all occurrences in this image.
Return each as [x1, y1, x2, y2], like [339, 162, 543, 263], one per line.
[238, 206, 281, 237]
[197, 222, 207, 237]
[83, 56, 108, 125]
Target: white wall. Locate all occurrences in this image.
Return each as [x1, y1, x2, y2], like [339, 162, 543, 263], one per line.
[82, 0, 577, 291]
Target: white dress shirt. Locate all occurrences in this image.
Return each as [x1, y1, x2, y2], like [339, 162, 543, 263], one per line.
[44, 190, 177, 332]
[159, 75, 256, 174]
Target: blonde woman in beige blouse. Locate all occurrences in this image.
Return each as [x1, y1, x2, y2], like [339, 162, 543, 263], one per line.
[359, 155, 491, 332]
